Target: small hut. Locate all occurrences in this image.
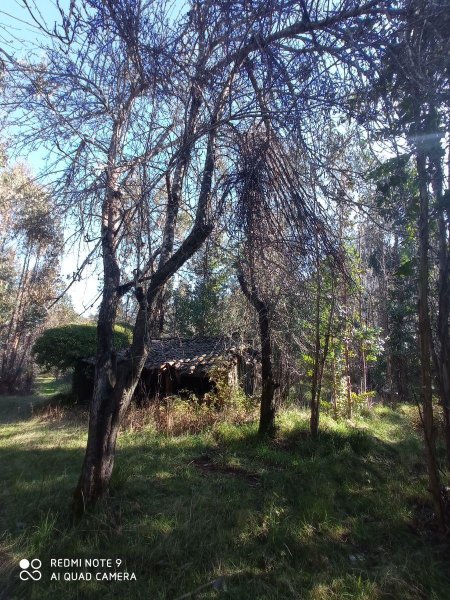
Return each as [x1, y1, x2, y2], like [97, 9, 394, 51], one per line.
[72, 336, 259, 404]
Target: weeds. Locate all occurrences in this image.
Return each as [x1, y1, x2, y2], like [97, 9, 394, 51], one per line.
[1, 384, 450, 599]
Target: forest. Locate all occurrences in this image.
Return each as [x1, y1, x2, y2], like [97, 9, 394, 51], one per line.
[0, 0, 449, 598]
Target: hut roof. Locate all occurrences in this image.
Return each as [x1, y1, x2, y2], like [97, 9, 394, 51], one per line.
[143, 336, 257, 376]
[81, 336, 258, 377]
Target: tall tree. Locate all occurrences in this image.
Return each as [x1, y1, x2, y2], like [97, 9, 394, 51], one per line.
[0, 155, 61, 393]
[1, 0, 392, 510]
[364, 0, 450, 531]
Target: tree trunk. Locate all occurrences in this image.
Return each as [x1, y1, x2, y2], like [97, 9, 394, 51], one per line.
[258, 301, 276, 435]
[310, 257, 321, 436]
[73, 119, 217, 514]
[343, 281, 352, 419]
[332, 354, 338, 420]
[73, 299, 151, 512]
[361, 348, 367, 395]
[73, 172, 122, 513]
[429, 133, 450, 471]
[310, 263, 335, 436]
[154, 86, 202, 335]
[0, 246, 31, 392]
[74, 224, 214, 514]
[416, 148, 448, 533]
[237, 269, 276, 435]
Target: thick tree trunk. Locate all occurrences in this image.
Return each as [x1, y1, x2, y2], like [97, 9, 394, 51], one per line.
[73, 119, 217, 514]
[74, 221, 214, 514]
[72, 51, 235, 512]
[73, 298, 152, 514]
[73, 171, 122, 513]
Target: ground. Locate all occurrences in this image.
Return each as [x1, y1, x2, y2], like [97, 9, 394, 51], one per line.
[0, 379, 449, 599]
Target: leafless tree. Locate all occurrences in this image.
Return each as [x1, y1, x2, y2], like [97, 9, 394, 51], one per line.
[0, 0, 391, 511]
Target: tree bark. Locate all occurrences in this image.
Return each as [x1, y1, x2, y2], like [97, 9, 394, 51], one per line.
[332, 353, 338, 420]
[310, 273, 322, 436]
[73, 216, 214, 515]
[73, 162, 122, 513]
[258, 301, 276, 436]
[343, 280, 353, 419]
[237, 268, 276, 436]
[310, 276, 335, 436]
[153, 86, 202, 333]
[73, 121, 217, 515]
[429, 130, 450, 471]
[416, 148, 448, 533]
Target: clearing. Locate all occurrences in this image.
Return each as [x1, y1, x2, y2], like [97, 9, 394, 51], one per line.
[1, 382, 449, 599]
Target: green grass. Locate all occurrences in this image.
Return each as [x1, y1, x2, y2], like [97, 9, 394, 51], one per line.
[1, 386, 449, 599]
[0, 376, 70, 424]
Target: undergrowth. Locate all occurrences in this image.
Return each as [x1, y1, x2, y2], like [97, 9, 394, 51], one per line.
[1, 385, 449, 599]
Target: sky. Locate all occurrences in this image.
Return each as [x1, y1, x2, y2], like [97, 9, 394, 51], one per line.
[1, 1, 104, 315]
[1, 1, 191, 316]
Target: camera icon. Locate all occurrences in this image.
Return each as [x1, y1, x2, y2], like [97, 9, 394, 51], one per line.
[19, 558, 42, 581]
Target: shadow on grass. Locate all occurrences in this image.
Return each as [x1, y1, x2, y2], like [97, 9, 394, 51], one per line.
[0, 396, 52, 424]
[0, 377, 72, 425]
[1, 413, 449, 599]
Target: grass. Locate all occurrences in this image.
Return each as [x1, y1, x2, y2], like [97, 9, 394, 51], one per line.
[1, 382, 449, 599]
[0, 376, 71, 424]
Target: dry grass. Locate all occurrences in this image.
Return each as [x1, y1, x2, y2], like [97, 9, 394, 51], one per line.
[31, 391, 259, 438]
[123, 395, 259, 436]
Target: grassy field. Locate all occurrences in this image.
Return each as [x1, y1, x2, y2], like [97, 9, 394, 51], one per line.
[1, 381, 449, 599]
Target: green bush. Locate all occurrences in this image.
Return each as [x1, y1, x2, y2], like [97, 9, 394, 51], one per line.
[32, 323, 132, 372]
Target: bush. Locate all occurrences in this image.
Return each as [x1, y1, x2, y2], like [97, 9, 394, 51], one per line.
[203, 360, 258, 413]
[32, 323, 132, 372]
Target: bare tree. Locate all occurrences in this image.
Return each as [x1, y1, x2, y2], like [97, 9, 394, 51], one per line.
[1, 0, 391, 510]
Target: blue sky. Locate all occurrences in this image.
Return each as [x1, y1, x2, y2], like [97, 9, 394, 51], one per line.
[2, 0, 193, 316]
[1, 1, 103, 315]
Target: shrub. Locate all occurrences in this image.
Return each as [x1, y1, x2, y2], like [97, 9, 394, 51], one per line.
[204, 359, 254, 411]
[32, 323, 132, 372]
